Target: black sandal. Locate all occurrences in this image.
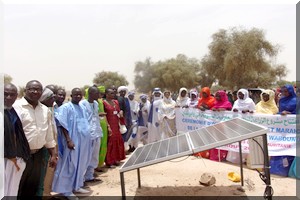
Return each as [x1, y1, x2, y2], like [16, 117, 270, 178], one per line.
[85, 178, 103, 183]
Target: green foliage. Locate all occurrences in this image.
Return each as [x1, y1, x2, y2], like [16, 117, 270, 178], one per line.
[18, 86, 25, 98]
[93, 71, 129, 89]
[274, 64, 289, 81]
[275, 80, 296, 88]
[4, 74, 12, 84]
[133, 58, 155, 93]
[134, 54, 201, 93]
[201, 27, 286, 90]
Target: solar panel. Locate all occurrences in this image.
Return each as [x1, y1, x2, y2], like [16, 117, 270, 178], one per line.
[189, 118, 268, 153]
[120, 133, 192, 172]
[119, 118, 271, 199]
[120, 117, 268, 173]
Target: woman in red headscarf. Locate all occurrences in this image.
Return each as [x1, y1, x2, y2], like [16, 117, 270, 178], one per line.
[209, 90, 232, 161]
[211, 90, 233, 111]
[194, 87, 215, 159]
[197, 87, 215, 111]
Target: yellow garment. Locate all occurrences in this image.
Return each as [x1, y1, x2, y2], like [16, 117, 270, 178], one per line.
[255, 89, 279, 114]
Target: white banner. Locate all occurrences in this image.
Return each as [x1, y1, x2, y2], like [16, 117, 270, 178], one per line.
[175, 108, 299, 156]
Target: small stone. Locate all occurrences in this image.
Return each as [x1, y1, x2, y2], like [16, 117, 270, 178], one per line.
[199, 172, 216, 186]
[237, 186, 245, 192]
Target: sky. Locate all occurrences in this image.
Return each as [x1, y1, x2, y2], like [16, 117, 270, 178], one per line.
[1, 0, 297, 91]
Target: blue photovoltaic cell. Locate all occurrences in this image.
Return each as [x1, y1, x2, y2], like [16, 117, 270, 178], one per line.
[119, 118, 267, 172]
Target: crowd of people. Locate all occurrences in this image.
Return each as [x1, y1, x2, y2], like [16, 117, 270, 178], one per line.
[4, 80, 299, 199]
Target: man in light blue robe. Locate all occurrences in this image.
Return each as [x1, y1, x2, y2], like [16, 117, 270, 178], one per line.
[80, 86, 103, 182]
[52, 88, 91, 199]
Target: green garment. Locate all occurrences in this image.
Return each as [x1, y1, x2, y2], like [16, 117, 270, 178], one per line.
[36, 147, 49, 196]
[98, 98, 108, 167]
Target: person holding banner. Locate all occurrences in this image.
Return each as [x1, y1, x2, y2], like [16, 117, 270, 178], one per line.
[187, 89, 199, 108]
[175, 87, 189, 108]
[210, 90, 233, 161]
[245, 89, 279, 169]
[197, 87, 215, 111]
[278, 84, 297, 115]
[232, 89, 256, 114]
[269, 84, 297, 177]
[211, 90, 232, 111]
[255, 89, 278, 114]
[227, 88, 255, 164]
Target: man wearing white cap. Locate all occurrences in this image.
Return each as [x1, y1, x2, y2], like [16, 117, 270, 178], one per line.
[117, 86, 131, 143]
[126, 91, 139, 152]
[147, 88, 163, 143]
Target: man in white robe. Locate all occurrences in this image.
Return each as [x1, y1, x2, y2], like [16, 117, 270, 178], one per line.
[147, 88, 163, 143]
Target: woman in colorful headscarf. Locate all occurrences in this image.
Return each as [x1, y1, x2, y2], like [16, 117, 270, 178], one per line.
[278, 84, 297, 115]
[227, 88, 255, 164]
[211, 90, 233, 111]
[197, 87, 215, 111]
[96, 86, 109, 171]
[187, 89, 199, 108]
[209, 90, 232, 161]
[232, 88, 256, 113]
[271, 84, 297, 177]
[244, 89, 279, 170]
[175, 87, 189, 108]
[158, 90, 177, 139]
[255, 89, 278, 114]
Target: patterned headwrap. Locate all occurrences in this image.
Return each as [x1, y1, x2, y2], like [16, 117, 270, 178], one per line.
[39, 88, 54, 102]
[140, 94, 148, 100]
[97, 85, 105, 93]
[128, 91, 135, 96]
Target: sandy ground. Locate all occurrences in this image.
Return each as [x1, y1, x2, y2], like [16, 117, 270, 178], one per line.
[71, 153, 297, 199]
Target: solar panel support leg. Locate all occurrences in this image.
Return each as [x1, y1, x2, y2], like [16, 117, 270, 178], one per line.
[262, 134, 272, 200]
[120, 172, 126, 200]
[137, 168, 141, 188]
[238, 141, 244, 186]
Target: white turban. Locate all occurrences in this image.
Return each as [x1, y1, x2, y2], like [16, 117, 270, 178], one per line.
[117, 86, 128, 93]
[140, 94, 148, 100]
[39, 88, 54, 102]
[128, 91, 135, 96]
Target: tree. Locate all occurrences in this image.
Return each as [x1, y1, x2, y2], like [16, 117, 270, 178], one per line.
[151, 54, 201, 93]
[202, 27, 280, 90]
[93, 71, 129, 90]
[276, 80, 295, 88]
[274, 64, 288, 81]
[133, 57, 155, 93]
[18, 86, 25, 98]
[4, 74, 12, 84]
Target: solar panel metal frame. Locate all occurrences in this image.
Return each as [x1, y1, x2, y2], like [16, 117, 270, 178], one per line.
[119, 133, 193, 172]
[188, 117, 268, 153]
[119, 117, 271, 199]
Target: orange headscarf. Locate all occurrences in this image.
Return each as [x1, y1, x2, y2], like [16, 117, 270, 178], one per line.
[197, 87, 215, 109]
